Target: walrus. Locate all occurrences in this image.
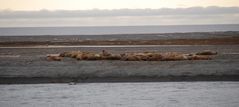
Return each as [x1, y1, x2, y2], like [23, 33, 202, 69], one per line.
[120, 52, 161, 61]
[60, 51, 82, 58]
[57, 50, 216, 61]
[196, 50, 217, 55]
[47, 54, 63, 61]
[120, 53, 140, 61]
[102, 50, 111, 56]
[76, 52, 102, 60]
[187, 55, 212, 60]
[144, 53, 163, 61]
[161, 52, 187, 61]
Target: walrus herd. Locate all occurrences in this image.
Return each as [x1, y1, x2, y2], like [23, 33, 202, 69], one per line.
[47, 50, 217, 61]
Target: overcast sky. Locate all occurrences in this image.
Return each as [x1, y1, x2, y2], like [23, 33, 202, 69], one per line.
[0, 0, 238, 27]
[0, 0, 239, 10]
[1, 7, 239, 18]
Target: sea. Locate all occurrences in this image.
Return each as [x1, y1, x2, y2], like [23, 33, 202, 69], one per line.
[1, 82, 239, 107]
[0, 24, 239, 36]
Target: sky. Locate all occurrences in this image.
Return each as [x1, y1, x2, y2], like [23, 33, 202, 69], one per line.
[0, 0, 239, 27]
[0, 0, 239, 10]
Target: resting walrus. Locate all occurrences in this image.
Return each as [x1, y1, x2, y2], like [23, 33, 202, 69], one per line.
[196, 50, 217, 55]
[56, 50, 217, 61]
[47, 54, 63, 61]
[161, 52, 187, 61]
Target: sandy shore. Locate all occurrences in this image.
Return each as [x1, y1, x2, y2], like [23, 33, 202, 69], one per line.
[1, 45, 239, 84]
[0, 32, 239, 84]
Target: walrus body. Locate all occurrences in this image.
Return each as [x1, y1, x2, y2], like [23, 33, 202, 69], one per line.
[49, 50, 217, 61]
[47, 54, 63, 61]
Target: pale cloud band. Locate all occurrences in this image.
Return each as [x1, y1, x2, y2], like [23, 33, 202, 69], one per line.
[1, 0, 239, 10]
[0, 6, 239, 18]
[0, 6, 238, 27]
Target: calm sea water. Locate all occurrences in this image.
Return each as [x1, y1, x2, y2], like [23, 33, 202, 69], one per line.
[0, 24, 239, 36]
[1, 82, 239, 107]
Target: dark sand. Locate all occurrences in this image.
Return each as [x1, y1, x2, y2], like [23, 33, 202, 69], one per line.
[0, 32, 239, 46]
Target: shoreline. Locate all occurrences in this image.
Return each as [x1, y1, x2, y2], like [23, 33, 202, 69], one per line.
[1, 75, 239, 84]
[1, 37, 239, 47]
[0, 75, 239, 84]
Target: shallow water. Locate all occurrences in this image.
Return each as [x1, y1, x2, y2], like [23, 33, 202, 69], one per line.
[0, 24, 239, 36]
[0, 82, 239, 107]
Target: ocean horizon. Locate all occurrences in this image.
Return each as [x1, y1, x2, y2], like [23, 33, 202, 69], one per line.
[0, 24, 239, 36]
